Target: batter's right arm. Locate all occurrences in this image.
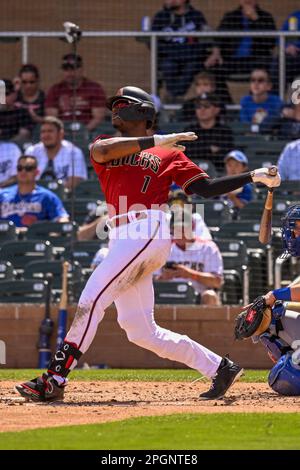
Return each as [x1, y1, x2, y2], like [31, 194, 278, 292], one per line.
[91, 133, 197, 163]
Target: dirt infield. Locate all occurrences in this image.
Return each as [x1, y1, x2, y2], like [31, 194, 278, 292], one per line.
[1, 381, 300, 432]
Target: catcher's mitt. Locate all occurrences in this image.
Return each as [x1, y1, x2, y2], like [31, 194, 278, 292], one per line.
[234, 296, 272, 340]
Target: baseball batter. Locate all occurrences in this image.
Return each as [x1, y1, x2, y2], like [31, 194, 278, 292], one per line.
[235, 204, 300, 395]
[16, 86, 280, 402]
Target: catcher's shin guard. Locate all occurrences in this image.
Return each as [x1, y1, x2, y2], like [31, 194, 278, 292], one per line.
[48, 341, 82, 378]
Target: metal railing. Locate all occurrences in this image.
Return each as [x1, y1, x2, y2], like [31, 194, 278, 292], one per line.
[1, 30, 300, 100]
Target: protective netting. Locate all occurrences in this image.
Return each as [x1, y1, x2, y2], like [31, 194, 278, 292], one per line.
[0, 0, 300, 305]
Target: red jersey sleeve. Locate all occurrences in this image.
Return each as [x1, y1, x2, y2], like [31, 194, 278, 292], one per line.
[45, 84, 59, 109]
[170, 151, 209, 194]
[90, 135, 107, 175]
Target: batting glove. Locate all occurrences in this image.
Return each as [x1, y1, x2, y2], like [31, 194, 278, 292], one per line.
[251, 167, 281, 188]
[153, 132, 198, 151]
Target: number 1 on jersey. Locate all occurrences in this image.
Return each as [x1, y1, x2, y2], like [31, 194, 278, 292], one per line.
[141, 175, 151, 193]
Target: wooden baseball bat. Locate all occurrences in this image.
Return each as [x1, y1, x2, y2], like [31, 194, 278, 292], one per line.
[56, 261, 69, 350]
[258, 166, 277, 245]
[38, 273, 54, 368]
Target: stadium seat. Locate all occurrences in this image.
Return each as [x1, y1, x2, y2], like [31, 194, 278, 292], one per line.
[26, 221, 78, 247]
[0, 240, 53, 270]
[63, 200, 100, 225]
[24, 260, 83, 290]
[215, 239, 248, 304]
[38, 179, 66, 200]
[192, 159, 217, 178]
[69, 280, 87, 303]
[0, 261, 15, 280]
[64, 240, 102, 268]
[230, 121, 251, 136]
[0, 220, 17, 242]
[154, 281, 199, 304]
[74, 180, 104, 200]
[217, 222, 270, 294]
[0, 279, 48, 303]
[192, 200, 230, 228]
[63, 122, 90, 150]
[240, 200, 289, 227]
[221, 270, 243, 305]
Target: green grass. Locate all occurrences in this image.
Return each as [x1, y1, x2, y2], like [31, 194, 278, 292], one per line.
[0, 368, 268, 382]
[1, 413, 300, 450]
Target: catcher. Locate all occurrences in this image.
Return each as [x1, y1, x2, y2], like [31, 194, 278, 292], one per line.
[235, 204, 300, 396]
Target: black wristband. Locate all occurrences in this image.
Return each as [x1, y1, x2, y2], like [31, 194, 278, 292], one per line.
[138, 136, 155, 151]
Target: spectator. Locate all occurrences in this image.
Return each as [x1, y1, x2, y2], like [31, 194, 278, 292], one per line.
[223, 150, 253, 215]
[261, 101, 300, 139]
[156, 209, 223, 305]
[184, 93, 234, 172]
[0, 155, 69, 229]
[152, 0, 210, 99]
[0, 140, 21, 188]
[168, 186, 212, 240]
[205, 1, 276, 75]
[271, 10, 300, 92]
[45, 54, 106, 131]
[277, 139, 300, 180]
[14, 64, 45, 130]
[25, 116, 87, 190]
[0, 79, 31, 144]
[182, 71, 230, 122]
[240, 68, 283, 127]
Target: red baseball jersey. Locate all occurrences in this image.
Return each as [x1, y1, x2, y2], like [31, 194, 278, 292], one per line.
[91, 144, 209, 216]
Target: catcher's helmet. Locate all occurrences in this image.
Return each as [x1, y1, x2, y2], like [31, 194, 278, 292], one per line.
[107, 86, 156, 129]
[268, 353, 300, 396]
[281, 204, 300, 257]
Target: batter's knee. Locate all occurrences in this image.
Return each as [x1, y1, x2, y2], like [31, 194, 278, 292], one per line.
[118, 319, 158, 350]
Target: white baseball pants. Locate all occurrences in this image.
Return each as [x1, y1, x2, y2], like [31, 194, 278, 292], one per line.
[66, 210, 222, 378]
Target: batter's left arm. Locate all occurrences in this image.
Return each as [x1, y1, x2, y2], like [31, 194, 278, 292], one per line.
[91, 133, 198, 163]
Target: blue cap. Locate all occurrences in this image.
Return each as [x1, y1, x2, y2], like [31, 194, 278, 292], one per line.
[225, 150, 248, 165]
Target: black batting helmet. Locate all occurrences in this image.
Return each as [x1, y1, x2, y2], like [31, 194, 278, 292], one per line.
[107, 86, 156, 129]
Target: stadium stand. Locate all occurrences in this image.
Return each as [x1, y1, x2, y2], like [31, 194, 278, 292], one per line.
[154, 281, 200, 305]
[0, 0, 299, 306]
[0, 240, 53, 271]
[0, 279, 48, 303]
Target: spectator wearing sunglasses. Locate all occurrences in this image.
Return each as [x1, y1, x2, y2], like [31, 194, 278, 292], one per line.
[14, 64, 45, 131]
[0, 155, 69, 228]
[45, 54, 106, 131]
[184, 93, 234, 172]
[240, 68, 283, 126]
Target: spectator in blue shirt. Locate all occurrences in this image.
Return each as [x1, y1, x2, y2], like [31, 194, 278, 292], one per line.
[0, 155, 69, 228]
[240, 68, 283, 127]
[271, 10, 300, 92]
[277, 139, 300, 181]
[223, 150, 253, 214]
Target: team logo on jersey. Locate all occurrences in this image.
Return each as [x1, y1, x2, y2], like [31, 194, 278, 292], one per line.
[0, 160, 12, 176]
[107, 152, 161, 174]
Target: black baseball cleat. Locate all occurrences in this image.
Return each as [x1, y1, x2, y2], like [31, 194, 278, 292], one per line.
[15, 373, 66, 403]
[199, 357, 244, 400]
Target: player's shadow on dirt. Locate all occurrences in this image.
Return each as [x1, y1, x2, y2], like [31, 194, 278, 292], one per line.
[48, 397, 191, 407]
[49, 399, 140, 407]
